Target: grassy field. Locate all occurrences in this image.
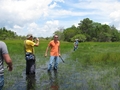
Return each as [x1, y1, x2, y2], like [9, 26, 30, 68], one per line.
[2, 40, 120, 90]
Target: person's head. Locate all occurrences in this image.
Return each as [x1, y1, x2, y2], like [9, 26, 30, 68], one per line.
[75, 39, 78, 41]
[53, 35, 58, 41]
[26, 34, 33, 40]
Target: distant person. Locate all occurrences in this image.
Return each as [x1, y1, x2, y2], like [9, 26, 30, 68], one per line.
[24, 34, 39, 75]
[0, 41, 13, 90]
[45, 35, 61, 72]
[73, 39, 79, 51]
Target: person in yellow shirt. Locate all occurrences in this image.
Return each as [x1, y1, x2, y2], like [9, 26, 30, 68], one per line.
[45, 35, 60, 72]
[24, 34, 39, 75]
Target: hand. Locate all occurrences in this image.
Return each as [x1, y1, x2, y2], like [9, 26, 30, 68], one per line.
[45, 53, 47, 57]
[36, 38, 39, 41]
[7, 66, 13, 71]
[59, 54, 61, 56]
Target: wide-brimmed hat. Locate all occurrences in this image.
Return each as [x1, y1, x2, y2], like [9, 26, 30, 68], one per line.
[26, 34, 33, 39]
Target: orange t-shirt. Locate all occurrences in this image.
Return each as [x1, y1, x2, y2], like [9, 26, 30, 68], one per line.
[48, 40, 60, 56]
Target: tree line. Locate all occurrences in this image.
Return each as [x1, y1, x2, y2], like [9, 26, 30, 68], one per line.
[0, 18, 120, 42]
[55, 18, 120, 42]
[0, 27, 26, 40]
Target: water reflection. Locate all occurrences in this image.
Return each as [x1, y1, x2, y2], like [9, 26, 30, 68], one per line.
[26, 74, 36, 90]
[48, 70, 59, 90]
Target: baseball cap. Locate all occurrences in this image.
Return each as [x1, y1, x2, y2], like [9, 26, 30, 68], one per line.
[26, 34, 33, 39]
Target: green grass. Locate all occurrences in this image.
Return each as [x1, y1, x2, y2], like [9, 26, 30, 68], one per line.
[71, 42, 120, 66]
[59, 42, 120, 90]
[2, 40, 120, 90]
[3, 40, 73, 90]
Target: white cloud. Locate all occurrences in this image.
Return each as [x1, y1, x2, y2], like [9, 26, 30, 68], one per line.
[54, 0, 64, 3]
[49, 2, 57, 8]
[41, 20, 59, 37]
[69, 0, 120, 29]
[110, 10, 120, 22]
[13, 25, 22, 30]
[0, 0, 120, 37]
[0, 0, 53, 37]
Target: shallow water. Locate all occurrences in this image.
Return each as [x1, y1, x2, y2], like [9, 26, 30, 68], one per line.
[3, 53, 120, 90]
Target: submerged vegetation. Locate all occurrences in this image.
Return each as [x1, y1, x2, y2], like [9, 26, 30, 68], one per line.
[2, 40, 120, 90]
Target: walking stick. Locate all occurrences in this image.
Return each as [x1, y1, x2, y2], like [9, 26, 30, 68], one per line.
[59, 55, 65, 63]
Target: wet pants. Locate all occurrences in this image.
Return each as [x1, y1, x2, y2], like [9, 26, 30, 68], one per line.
[26, 60, 35, 75]
[48, 56, 59, 70]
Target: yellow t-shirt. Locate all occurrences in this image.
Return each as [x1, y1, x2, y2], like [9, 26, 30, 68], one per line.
[48, 40, 60, 56]
[24, 40, 35, 53]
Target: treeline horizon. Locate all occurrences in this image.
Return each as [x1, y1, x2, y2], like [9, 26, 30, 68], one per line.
[1, 18, 120, 42]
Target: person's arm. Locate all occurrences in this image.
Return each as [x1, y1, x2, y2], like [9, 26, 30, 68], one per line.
[45, 46, 50, 57]
[3, 54, 12, 71]
[58, 41, 61, 56]
[58, 46, 61, 56]
[34, 38, 39, 47]
[45, 42, 51, 57]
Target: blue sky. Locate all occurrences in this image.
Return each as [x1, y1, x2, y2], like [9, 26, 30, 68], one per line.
[0, 0, 120, 37]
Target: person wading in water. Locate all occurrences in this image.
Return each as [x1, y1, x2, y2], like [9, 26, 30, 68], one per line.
[24, 34, 39, 75]
[45, 35, 61, 72]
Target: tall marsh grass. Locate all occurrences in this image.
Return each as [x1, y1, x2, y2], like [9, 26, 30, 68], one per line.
[2, 40, 120, 90]
[66, 42, 120, 90]
[2, 40, 73, 90]
[71, 42, 120, 66]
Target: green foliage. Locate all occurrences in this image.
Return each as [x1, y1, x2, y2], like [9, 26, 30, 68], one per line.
[71, 34, 86, 42]
[3, 40, 120, 90]
[1, 18, 120, 42]
[78, 18, 93, 34]
[0, 27, 17, 40]
[54, 29, 64, 41]
[63, 25, 79, 41]
[71, 42, 120, 66]
[90, 53, 120, 64]
[63, 18, 120, 42]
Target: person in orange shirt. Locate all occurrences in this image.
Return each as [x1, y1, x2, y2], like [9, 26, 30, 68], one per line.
[45, 35, 60, 72]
